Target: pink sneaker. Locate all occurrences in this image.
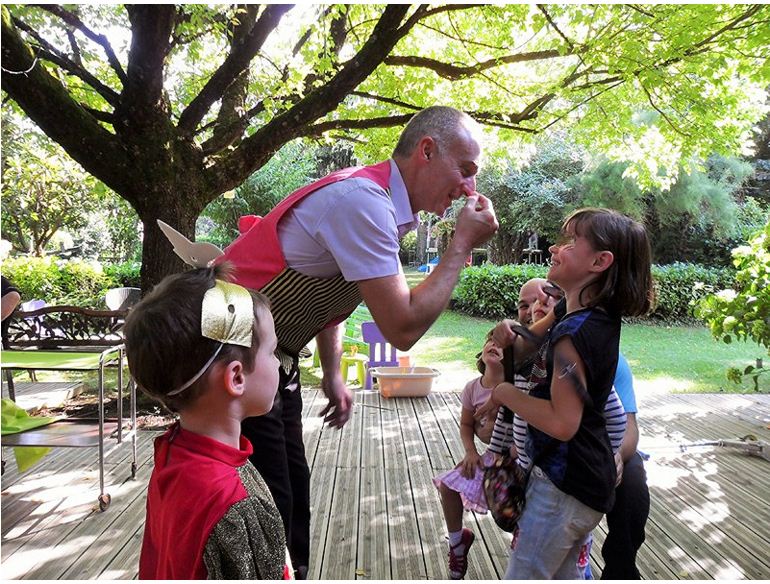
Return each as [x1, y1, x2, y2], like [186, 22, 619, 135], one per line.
[448, 528, 475, 579]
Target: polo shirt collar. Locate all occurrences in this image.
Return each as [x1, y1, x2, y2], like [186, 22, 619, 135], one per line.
[389, 159, 420, 234]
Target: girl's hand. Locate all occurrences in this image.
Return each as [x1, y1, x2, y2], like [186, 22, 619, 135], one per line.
[509, 444, 518, 459]
[492, 319, 519, 348]
[459, 450, 482, 479]
[474, 393, 501, 422]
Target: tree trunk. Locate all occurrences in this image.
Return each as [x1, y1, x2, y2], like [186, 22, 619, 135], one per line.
[488, 231, 527, 265]
[139, 210, 195, 293]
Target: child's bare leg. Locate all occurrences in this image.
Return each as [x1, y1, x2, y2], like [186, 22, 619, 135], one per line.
[439, 482, 464, 532]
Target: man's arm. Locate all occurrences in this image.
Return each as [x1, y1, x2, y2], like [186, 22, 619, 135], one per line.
[620, 412, 640, 463]
[315, 323, 353, 429]
[359, 194, 497, 350]
[1, 290, 21, 321]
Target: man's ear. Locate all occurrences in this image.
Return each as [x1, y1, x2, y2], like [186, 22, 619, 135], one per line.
[221, 360, 245, 397]
[591, 250, 614, 273]
[418, 136, 436, 162]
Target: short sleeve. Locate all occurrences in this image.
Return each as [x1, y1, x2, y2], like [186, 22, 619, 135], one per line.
[203, 502, 288, 580]
[613, 353, 637, 413]
[313, 180, 402, 281]
[460, 378, 479, 411]
[604, 388, 627, 453]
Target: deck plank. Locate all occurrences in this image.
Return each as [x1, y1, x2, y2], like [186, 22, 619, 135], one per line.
[2, 391, 769, 580]
[307, 407, 343, 580]
[355, 391, 390, 580]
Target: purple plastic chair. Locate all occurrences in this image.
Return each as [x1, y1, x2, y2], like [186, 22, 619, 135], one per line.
[362, 321, 398, 389]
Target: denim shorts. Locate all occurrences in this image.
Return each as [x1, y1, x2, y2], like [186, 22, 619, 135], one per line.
[505, 466, 603, 580]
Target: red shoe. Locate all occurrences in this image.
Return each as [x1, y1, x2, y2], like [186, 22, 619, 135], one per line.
[448, 528, 475, 579]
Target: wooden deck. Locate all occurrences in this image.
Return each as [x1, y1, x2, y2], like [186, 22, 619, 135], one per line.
[2, 381, 83, 413]
[1, 391, 768, 580]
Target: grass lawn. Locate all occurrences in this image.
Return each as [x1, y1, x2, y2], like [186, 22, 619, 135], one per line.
[407, 312, 767, 394]
[391, 267, 768, 394]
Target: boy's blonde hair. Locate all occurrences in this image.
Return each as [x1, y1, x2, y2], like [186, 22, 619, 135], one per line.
[124, 263, 271, 413]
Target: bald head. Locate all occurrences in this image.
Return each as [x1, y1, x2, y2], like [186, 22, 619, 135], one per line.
[517, 278, 547, 324]
[393, 106, 480, 160]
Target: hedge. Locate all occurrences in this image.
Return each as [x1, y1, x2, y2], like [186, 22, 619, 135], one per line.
[452, 264, 549, 320]
[2, 257, 140, 308]
[3, 256, 734, 323]
[452, 262, 735, 322]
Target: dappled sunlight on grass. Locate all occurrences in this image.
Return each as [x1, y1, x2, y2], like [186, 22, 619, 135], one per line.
[635, 376, 696, 396]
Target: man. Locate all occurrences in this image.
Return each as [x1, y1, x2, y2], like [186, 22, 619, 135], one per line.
[516, 278, 547, 324]
[1, 275, 21, 345]
[219, 106, 498, 577]
[601, 354, 650, 580]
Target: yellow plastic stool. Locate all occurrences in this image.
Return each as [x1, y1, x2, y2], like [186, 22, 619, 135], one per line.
[340, 352, 368, 387]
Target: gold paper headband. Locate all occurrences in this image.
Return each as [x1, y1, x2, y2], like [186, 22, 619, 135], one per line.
[201, 280, 254, 348]
[167, 280, 255, 396]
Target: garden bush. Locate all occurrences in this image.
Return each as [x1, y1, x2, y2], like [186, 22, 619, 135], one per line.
[452, 264, 549, 319]
[103, 261, 141, 288]
[452, 262, 734, 322]
[650, 262, 734, 321]
[2, 257, 138, 308]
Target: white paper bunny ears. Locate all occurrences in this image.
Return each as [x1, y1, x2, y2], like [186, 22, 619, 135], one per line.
[157, 220, 224, 268]
[157, 220, 255, 397]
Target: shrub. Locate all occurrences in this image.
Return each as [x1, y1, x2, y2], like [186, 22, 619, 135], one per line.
[696, 221, 769, 389]
[650, 263, 735, 321]
[452, 264, 549, 319]
[399, 231, 418, 264]
[2, 256, 134, 308]
[103, 262, 141, 288]
[452, 262, 734, 322]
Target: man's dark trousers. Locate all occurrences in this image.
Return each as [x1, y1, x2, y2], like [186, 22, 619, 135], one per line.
[601, 452, 650, 579]
[242, 363, 310, 575]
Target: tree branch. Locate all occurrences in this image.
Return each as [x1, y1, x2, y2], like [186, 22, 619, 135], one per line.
[12, 16, 120, 105]
[351, 91, 423, 111]
[0, 7, 130, 194]
[537, 5, 575, 50]
[692, 4, 764, 50]
[628, 5, 655, 18]
[178, 4, 293, 135]
[384, 48, 566, 80]
[82, 106, 115, 124]
[34, 4, 127, 85]
[538, 80, 625, 133]
[210, 5, 412, 193]
[123, 5, 175, 111]
[66, 28, 82, 66]
[200, 5, 259, 155]
[301, 114, 415, 137]
[640, 82, 691, 137]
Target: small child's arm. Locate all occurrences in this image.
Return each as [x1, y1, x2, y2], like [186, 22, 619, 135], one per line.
[486, 406, 514, 456]
[491, 312, 555, 366]
[458, 407, 482, 478]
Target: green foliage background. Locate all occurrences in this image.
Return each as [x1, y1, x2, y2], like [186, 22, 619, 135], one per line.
[2, 257, 140, 308]
[697, 220, 770, 389]
[453, 262, 734, 322]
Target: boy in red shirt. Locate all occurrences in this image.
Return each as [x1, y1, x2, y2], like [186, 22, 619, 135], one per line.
[124, 264, 292, 579]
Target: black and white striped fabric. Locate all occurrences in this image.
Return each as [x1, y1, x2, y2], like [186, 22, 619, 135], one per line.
[260, 267, 362, 372]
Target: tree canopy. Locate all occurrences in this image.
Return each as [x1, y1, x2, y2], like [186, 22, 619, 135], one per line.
[2, 4, 768, 288]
